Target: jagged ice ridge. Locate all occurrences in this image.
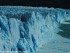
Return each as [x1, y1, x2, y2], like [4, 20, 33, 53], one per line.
[0, 6, 70, 53]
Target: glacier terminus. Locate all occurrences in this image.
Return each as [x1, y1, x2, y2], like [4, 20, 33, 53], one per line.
[0, 6, 70, 53]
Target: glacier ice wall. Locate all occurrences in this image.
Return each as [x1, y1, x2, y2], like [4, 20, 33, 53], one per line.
[0, 6, 70, 53]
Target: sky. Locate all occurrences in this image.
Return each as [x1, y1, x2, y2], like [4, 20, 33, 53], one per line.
[0, 0, 70, 9]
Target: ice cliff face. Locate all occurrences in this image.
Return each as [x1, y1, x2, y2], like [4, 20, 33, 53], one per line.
[0, 6, 70, 53]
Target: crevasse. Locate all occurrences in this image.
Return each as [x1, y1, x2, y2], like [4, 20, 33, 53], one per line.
[0, 6, 70, 53]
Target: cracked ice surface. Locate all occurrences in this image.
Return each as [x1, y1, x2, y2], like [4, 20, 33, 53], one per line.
[0, 6, 70, 53]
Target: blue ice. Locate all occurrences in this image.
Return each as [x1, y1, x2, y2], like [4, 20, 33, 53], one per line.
[0, 6, 70, 53]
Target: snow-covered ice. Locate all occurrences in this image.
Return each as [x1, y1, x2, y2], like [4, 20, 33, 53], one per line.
[0, 6, 70, 53]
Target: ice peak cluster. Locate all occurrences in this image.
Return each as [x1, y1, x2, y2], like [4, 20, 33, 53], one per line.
[0, 6, 70, 53]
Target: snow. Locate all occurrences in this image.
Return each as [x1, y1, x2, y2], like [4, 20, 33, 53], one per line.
[0, 6, 70, 53]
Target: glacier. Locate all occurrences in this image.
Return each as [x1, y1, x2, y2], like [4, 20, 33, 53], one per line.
[0, 6, 70, 53]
